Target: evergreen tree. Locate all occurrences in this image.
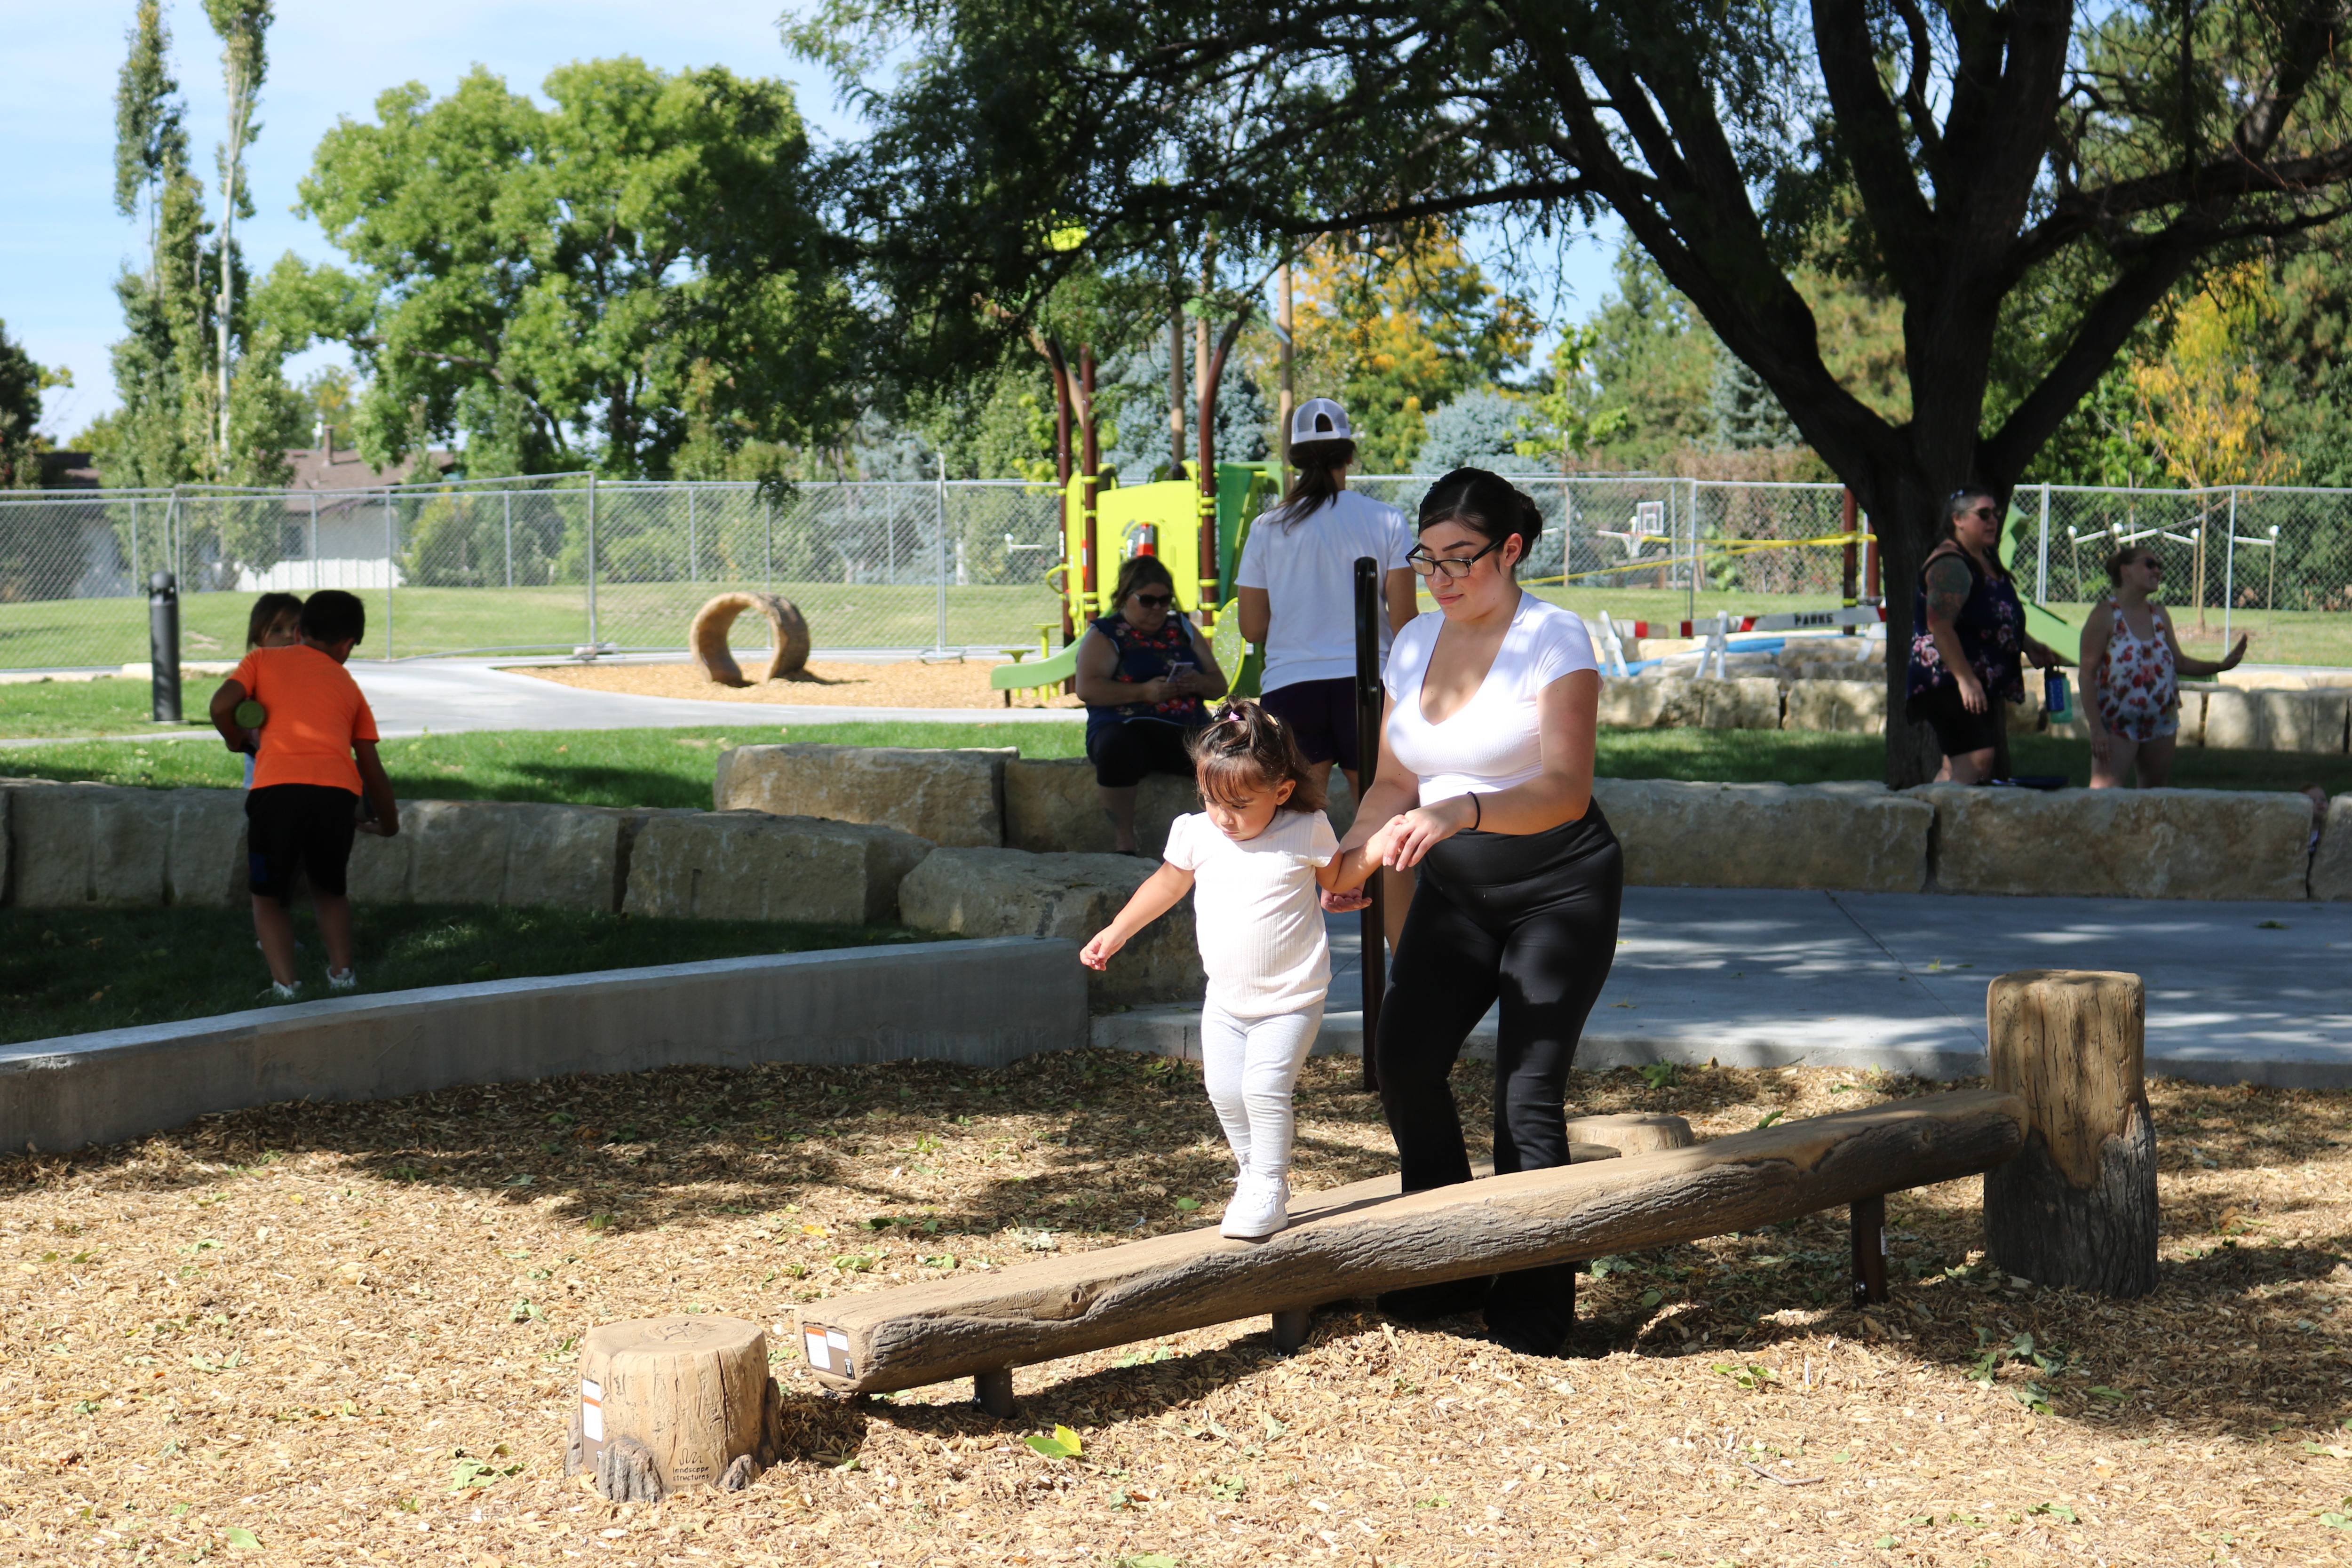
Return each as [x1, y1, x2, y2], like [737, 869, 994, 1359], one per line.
[1414, 391, 1539, 474]
[1099, 334, 1268, 484]
[1707, 355, 1800, 451]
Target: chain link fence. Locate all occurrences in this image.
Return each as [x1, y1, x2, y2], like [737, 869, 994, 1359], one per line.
[1, 473, 2345, 670]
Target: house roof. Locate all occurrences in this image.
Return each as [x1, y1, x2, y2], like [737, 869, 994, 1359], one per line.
[285, 444, 453, 492]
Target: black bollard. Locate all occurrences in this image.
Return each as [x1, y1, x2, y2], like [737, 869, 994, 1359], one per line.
[1352, 556, 1385, 1092]
[148, 571, 181, 723]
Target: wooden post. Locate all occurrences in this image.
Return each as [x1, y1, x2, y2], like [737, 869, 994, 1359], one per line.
[1985, 971, 2158, 1297]
[1850, 1194, 1888, 1306]
[973, 1366, 1017, 1419]
[1270, 1307, 1311, 1352]
[567, 1316, 776, 1501]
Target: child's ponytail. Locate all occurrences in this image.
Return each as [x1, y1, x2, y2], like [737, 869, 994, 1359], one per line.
[1187, 700, 1325, 813]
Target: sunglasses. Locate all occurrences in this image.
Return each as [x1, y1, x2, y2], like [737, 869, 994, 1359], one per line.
[1131, 591, 1174, 609]
[1406, 537, 1505, 579]
[1960, 505, 1998, 520]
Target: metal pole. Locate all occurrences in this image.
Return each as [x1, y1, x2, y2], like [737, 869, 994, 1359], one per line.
[586, 475, 599, 650]
[503, 491, 513, 589]
[2035, 483, 2051, 605]
[129, 496, 140, 587]
[764, 496, 773, 589]
[2223, 488, 2237, 645]
[383, 493, 395, 659]
[148, 572, 181, 721]
[936, 455, 951, 653]
[1685, 477, 1698, 621]
[309, 491, 320, 590]
[1353, 555, 1386, 1094]
[688, 484, 698, 584]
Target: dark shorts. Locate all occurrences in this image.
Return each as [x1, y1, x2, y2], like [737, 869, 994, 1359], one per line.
[1086, 718, 1200, 789]
[1259, 676, 1361, 771]
[246, 783, 359, 900]
[1907, 682, 2002, 759]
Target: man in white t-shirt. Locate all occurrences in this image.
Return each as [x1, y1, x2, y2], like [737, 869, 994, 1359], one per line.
[1234, 398, 1419, 792]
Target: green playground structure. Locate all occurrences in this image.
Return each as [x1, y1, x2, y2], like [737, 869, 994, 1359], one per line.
[987, 460, 1282, 704]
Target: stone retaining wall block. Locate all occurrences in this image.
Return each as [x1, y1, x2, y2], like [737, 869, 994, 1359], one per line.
[1913, 784, 2312, 899]
[716, 743, 1010, 847]
[898, 847, 1202, 1009]
[1592, 778, 1932, 892]
[623, 811, 931, 925]
[1783, 679, 1886, 734]
[2313, 795, 2352, 901]
[1695, 677, 1784, 730]
[1002, 759, 1201, 857]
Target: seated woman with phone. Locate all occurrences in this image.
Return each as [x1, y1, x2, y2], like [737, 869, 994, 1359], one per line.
[1074, 555, 1230, 853]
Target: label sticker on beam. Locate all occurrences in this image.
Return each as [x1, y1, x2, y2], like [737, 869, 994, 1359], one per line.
[580, 1378, 604, 1442]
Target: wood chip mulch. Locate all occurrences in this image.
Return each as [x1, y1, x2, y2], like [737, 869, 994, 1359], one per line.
[2, 1053, 2347, 1566]
[510, 659, 1081, 709]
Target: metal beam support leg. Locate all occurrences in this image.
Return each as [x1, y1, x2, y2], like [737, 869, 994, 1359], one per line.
[974, 1367, 1017, 1418]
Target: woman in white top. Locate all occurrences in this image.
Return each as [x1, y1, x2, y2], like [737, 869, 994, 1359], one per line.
[1235, 398, 1419, 789]
[1338, 467, 1621, 1357]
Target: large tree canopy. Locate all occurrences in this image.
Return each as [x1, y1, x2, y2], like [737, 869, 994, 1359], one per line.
[797, 0, 2352, 780]
[276, 58, 853, 478]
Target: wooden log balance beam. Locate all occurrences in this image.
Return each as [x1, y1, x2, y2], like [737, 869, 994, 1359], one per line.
[799, 1091, 2025, 1407]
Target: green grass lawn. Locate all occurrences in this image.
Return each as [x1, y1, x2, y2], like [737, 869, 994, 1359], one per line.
[0, 903, 938, 1044]
[0, 580, 1073, 669]
[0, 676, 212, 740]
[5, 710, 2342, 804]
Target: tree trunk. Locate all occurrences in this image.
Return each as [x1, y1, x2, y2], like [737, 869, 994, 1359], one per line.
[1860, 465, 1948, 788]
[565, 1315, 778, 1501]
[1983, 971, 2158, 1297]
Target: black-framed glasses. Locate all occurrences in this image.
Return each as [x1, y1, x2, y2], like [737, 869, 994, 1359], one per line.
[1406, 537, 1505, 579]
[1131, 591, 1174, 609]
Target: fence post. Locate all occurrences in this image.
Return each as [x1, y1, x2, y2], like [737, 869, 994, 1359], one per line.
[935, 456, 951, 653]
[129, 496, 140, 588]
[764, 495, 773, 589]
[688, 483, 698, 584]
[586, 474, 599, 650]
[2223, 488, 2238, 645]
[383, 493, 396, 660]
[504, 492, 513, 589]
[2036, 484, 2051, 605]
[1685, 477, 1699, 621]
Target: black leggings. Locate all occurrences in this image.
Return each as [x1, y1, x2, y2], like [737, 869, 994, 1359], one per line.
[1374, 807, 1625, 1350]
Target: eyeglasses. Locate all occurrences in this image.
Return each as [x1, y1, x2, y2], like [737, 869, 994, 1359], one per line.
[1130, 591, 1174, 609]
[1406, 537, 1505, 579]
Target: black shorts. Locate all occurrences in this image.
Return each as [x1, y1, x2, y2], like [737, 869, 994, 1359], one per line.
[246, 783, 359, 900]
[1259, 676, 1361, 771]
[1907, 682, 2002, 759]
[1086, 719, 1200, 788]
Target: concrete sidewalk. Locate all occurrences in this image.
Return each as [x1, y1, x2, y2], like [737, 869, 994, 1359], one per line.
[1095, 887, 2352, 1087]
[2, 657, 1083, 746]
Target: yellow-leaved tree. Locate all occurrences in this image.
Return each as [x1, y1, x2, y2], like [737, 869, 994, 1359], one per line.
[1289, 230, 1535, 472]
[2130, 265, 2296, 625]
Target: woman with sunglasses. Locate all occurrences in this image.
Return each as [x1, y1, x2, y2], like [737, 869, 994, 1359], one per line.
[2081, 545, 2246, 788]
[1335, 467, 1619, 1357]
[1074, 554, 1229, 852]
[1903, 486, 2070, 783]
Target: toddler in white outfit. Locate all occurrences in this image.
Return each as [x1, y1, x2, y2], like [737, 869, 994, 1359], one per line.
[1082, 701, 1375, 1239]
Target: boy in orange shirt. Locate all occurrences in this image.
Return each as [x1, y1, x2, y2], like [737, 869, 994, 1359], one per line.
[209, 589, 400, 1000]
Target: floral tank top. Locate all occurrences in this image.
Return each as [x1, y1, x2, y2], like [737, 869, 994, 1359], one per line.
[1084, 612, 1208, 745]
[2096, 603, 2178, 727]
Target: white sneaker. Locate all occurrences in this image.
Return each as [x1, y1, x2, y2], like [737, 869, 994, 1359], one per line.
[1221, 1173, 1291, 1240]
[326, 968, 357, 992]
[268, 980, 302, 1002]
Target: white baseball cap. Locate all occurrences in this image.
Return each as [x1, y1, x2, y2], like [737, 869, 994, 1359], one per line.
[1288, 398, 1352, 445]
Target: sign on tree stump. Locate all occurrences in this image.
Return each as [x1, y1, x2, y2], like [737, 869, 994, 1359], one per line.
[565, 1316, 779, 1501]
[1984, 970, 2158, 1297]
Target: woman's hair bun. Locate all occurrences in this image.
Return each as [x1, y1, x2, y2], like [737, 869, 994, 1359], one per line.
[1417, 468, 1544, 554]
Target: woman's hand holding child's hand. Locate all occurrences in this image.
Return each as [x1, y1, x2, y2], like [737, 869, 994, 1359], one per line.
[1080, 929, 1126, 971]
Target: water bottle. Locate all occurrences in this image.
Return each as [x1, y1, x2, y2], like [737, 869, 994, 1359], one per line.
[2044, 669, 2072, 722]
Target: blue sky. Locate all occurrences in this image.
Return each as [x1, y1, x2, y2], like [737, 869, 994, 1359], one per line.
[4, 0, 1615, 443]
